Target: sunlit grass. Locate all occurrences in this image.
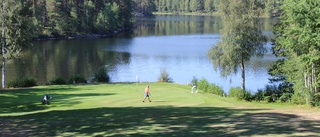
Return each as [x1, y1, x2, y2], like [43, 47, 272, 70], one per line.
[0, 83, 319, 136]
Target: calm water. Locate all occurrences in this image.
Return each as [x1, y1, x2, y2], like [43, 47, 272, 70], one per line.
[8, 15, 279, 92]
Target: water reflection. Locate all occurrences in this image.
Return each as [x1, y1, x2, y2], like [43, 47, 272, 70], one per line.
[7, 15, 279, 92]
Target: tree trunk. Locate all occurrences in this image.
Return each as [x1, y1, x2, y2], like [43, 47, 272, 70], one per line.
[42, 0, 47, 26]
[1, 0, 6, 89]
[32, 0, 35, 15]
[241, 55, 245, 92]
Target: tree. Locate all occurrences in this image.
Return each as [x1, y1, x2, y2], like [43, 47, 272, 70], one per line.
[204, 0, 213, 13]
[208, 0, 267, 92]
[184, 0, 190, 12]
[190, 0, 203, 12]
[133, 0, 156, 16]
[272, 0, 320, 105]
[1, 0, 33, 89]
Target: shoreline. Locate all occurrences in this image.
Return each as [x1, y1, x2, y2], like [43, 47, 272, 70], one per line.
[32, 28, 132, 41]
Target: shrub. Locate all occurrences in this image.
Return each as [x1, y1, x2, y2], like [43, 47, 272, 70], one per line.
[49, 77, 67, 85]
[94, 67, 110, 83]
[314, 92, 320, 107]
[258, 84, 281, 102]
[264, 96, 271, 102]
[7, 77, 37, 88]
[68, 74, 87, 84]
[229, 87, 252, 101]
[207, 83, 224, 96]
[229, 87, 242, 98]
[253, 89, 266, 101]
[197, 78, 209, 92]
[158, 68, 173, 83]
[291, 92, 306, 105]
[278, 93, 292, 103]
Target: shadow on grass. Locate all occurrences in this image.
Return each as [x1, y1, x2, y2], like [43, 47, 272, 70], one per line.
[0, 87, 115, 114]
[1, 106, 319, 136]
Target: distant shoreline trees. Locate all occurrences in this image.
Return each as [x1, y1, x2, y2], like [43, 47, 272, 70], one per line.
[149, 0, 283, 17]
[30, 0, 134, 40]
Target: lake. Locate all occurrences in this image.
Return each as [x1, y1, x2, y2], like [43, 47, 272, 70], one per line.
[7, 15, 279, 92]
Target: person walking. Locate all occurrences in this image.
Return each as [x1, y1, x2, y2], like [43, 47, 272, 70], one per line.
[143, 85, 151, 102]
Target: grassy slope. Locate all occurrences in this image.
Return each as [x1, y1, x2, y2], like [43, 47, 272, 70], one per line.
[0, 83, 319, 136]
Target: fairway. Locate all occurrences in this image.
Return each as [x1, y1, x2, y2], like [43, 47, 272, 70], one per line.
[1, 83, 320, 136]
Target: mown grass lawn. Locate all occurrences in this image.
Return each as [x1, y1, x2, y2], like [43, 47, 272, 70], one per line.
[0, 83, 319, 136]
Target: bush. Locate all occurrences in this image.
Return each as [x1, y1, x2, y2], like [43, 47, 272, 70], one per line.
[291, 92, 306, 105]
[94, 67, 110, 83]
[68, 74, 87, 84]
[207, 83, 224, 96]
[229, 87, 252, 101]
[229, 87, 242, 98]
[278, 93, 292, 103]
[158, 68, 173, 83]
[49, 77, 67, 85]
[314, 92, 320, 107]
[253, 89, 266, 101]
[7, 77, 37, 88]
[264, 96, 271, 102]
[197, 78, 209, 92]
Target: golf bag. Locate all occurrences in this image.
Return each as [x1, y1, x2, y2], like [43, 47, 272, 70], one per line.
[42, 94, 52, 105]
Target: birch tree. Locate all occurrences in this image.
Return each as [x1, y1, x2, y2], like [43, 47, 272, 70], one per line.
[208, 0, 267, 92]
[0, 0, 32, 89]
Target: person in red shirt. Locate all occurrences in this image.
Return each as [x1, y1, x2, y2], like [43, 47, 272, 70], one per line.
[143, 85, 151, 102]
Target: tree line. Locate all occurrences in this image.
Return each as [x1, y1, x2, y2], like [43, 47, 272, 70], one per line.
[134, 0, 283, 17]
[30, 0, 134, 38]
[0, 0, 134, 89]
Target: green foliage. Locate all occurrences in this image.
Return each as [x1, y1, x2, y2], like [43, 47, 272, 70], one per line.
[0, 0, 33, 88]
[94, 67, 110, 83]
[207, 83, 224, 96]
[153, 0, 281, 17]
[197, 78, 209, 92]
[158, 68, 173, 83]
[68, 74, 87, 84]
[49, 77, 67, 85]
[279, 93, 292, 103]
[208, 0, 267, 92]
[253, 90, 266, 102]
[229, 87, 252, 101]
[272, 0, 320, 106]
[134, 0, 156, 16]
[30, 0, 134, 37]
[253, 82, 294, 103]
[7, 77, 37, 88]
[229, 87, 242, 99]
[314, 92, 320, 107]
[291, 92, 306, 105]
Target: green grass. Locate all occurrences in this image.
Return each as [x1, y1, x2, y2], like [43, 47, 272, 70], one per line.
[0, 83, 319, 136]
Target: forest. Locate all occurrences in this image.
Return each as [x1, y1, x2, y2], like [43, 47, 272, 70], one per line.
[134, 0, 283, 17]
[29, 0, 134, 38]
[2, 0, 283, 39]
